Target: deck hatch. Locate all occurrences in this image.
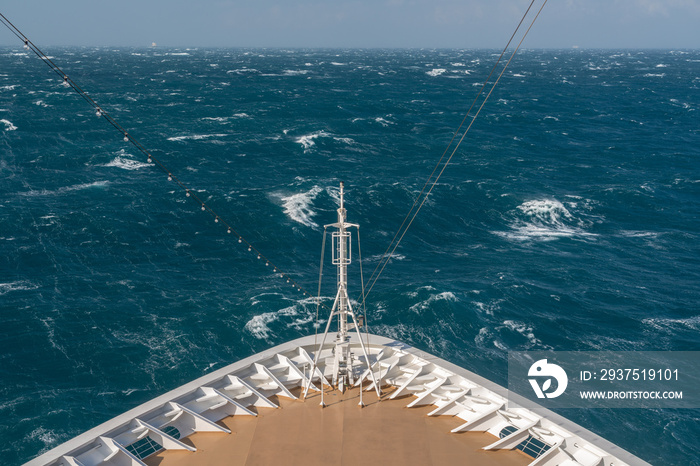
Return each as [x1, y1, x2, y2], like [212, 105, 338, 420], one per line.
[125, 426, 180, 460]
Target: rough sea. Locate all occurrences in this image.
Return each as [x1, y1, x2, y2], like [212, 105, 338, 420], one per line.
[1, 47, 698, 465]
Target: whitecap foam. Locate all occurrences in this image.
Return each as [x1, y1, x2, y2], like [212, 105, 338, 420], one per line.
[20, 180, 110, 198]
[0, 280, 38, 295]
[29, 427, 60, 448]
[333, 136, 355, 145]
[295, 130, 330, 152]
[245, 297, 318, 339]
[283, 69, 310, 76]
[226, 68, 260, 74]
[279, 185, 323, 228]
[619, 230, 659, 238]
[104, 156, 150, 171]
[245, 306, 297, 340]
[518, 199, 573, 224]
[1, 119, 17, 131]
[426, 68, 446, 77]
[167, 133, 228, 142]
[374, 117, 394, 127]
[366, 253, 406, 262]
[500, 320, 541, 346]
[409, 291, 457, 313]
[201, 114, 250, 124]
[642, 316, 700, 332]
[495, 199, 597, 241]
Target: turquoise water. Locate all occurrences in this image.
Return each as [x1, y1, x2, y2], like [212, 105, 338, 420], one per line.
[1, 47, 699, 465]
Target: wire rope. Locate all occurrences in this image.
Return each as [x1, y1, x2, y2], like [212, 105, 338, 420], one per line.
[314, 228, 328, 349]
[360, 0, 549, 302]
[0, 12, 324, 306]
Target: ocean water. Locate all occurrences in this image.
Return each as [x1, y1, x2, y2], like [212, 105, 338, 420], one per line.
[1, 47, 698, 465]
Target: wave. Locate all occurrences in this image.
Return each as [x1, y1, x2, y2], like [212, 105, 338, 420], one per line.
[642, 316, 700, 332]
[374, 116, 394, 126]
[500, 320, 541, 347]
[28, 427, 60, 450]
[167, 133, 228, 142]
[426, 68, 446, 77]
[619, 230, 659, 238]
[244, 297, 317, 340]
[19, 181, 110, 198]
[495, 199, 598, 241]
[295, 130, 356, 152]
[104, 156, 150, 171]
[0, 281, 39, 296]
[365, 253, 406, 262]
[409, 291, 457, 313]
[279, 185, 323, 228]
[1, 119, 17, 131]
[226, 68, 260, 75]
[201, 114, 251, 124]
[283, 69, 310, 76]
[295, 130, 329, 151]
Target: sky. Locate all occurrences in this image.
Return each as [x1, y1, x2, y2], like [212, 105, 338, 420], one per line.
[1, 0, 699, 49]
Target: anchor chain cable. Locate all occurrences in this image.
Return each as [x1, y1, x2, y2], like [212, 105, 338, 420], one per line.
[0, 11, 324, 306]
[361, 0, 548, 301]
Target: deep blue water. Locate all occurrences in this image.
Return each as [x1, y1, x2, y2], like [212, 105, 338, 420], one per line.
[1, 47, 699, 465]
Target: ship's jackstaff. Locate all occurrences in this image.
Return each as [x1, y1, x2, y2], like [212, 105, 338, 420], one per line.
[304, 183, 380, 403]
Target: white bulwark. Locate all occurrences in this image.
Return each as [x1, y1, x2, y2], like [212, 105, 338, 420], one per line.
[26, 333, 650, 466]
[25, 185, 652, 466]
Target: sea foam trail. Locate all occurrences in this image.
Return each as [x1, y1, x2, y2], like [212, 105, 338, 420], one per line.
[19, 181, 111, 198]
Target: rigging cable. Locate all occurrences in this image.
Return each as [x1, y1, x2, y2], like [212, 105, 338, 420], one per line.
[0, 11, 323, 306]
[314, 227, 328, 349]
[360, 0, 549, 302]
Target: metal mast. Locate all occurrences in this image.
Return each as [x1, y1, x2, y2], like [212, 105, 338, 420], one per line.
[304, 182, 380, 401]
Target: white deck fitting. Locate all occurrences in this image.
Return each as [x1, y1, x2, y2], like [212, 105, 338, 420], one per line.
[25, 334, 651, 466]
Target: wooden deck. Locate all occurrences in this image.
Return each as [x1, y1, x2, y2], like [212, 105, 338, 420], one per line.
[145, 386, 532, 466]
